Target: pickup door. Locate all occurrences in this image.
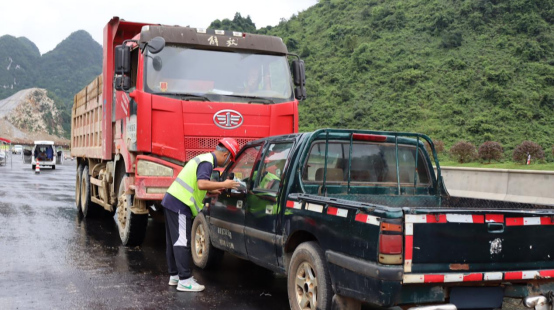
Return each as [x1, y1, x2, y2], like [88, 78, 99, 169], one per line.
[404, 200, 554, 284]
[209, 144, 262, 258]
[245, 141, 294, 269]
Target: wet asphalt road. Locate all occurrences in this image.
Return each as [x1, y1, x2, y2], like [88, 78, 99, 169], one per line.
[0, 156, 527, 310]
[0, 156, 290, 309]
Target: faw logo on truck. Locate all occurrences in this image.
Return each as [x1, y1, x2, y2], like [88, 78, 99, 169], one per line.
[213, 110, 243, 129]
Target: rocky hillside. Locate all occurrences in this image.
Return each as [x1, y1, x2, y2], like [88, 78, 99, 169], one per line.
[0, 31, 102, 138]
[0, 88, 68, 144]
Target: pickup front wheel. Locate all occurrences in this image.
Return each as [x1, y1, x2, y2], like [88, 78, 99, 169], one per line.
[191, 213, 223, 269]
[288, 242, 332, 310]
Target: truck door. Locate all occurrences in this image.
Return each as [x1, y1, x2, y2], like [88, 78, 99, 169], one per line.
[210, 144, 262, 258]
[245, 142, 294, 268]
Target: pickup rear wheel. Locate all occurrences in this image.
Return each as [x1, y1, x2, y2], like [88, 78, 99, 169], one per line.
[288, 242, 332, 310]
[191, 213, 223, 269]
[75, 164, 84, 212]
[114, 175, 148, 246]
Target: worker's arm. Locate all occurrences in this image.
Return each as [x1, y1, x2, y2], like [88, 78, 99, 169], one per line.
[197, 179, 239, 191]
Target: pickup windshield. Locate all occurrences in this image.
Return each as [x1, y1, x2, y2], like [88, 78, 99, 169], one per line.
[144, 45, 294, 104]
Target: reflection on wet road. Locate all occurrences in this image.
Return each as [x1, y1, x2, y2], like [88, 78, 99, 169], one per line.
[0, 156, 289, 309]
[0, 156, 524, 310]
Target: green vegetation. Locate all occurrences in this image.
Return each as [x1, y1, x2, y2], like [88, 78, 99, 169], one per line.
[209, 13, 256, 33]
[253, 0, 554, 163]
[0, 31, 102, 138]
[438, 159, 554, 171]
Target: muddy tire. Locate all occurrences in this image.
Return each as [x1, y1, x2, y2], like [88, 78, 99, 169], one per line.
[191, 213, 223, 269]
[287, 242, 333, 310]
[52, 165, 55, 170]
[80, 167, 97, 217]
[75, 164, 84, 212]
[114, 175, 148, 246]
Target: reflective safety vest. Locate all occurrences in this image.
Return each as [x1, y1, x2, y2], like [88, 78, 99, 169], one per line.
[259, 171, 280, 190]
[166, 153, 214, 217]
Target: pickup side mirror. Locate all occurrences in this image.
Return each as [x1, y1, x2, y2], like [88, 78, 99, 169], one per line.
[292, 59, 306, 100]
[211, 170, 221, 181]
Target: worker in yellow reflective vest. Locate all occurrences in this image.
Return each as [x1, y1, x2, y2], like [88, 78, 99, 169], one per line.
[162, 138, 240, 292]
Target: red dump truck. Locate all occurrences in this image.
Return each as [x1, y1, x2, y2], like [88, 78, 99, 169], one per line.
[71, 17, 306, 246]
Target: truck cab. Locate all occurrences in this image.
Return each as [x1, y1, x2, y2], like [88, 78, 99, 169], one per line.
[32, 141, 57, 170]
[71, 17, 305, 246]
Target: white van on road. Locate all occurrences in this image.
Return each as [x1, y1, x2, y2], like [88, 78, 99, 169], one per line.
[32, 141, 57, 170]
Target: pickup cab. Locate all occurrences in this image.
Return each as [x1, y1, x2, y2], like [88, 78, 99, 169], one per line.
[192, 129, 554, 310]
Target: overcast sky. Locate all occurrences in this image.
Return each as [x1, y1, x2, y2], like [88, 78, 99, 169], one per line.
[1, 0, 317, 55]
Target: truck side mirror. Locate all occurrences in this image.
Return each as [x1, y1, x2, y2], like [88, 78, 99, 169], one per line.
[115, 45, 131, 75]
[115, 76, 131, 91]
[146, 37, 165, 54]
[292, 60, 306, 100]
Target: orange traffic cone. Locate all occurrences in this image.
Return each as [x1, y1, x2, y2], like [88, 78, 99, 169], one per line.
[35, 159, 40, 174]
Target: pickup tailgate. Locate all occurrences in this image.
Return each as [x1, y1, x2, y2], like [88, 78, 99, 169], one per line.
[404, 209, 554, 284]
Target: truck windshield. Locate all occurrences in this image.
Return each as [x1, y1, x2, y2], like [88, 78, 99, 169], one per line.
[144, 46, 294, 104]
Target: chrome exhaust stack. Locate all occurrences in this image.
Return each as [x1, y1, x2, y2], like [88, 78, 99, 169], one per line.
[408, 304, 457, 310]
[524, 296, 550, 310]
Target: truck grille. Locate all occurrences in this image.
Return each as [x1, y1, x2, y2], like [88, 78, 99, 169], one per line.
[184, 137, 255, 161]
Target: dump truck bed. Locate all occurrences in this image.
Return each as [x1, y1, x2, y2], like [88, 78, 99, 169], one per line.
[71, 75, 104, 159]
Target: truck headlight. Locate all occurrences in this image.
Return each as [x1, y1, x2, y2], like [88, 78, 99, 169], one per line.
[137, 160, 173, 177]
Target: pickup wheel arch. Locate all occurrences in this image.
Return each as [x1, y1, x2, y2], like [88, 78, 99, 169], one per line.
[284, 230, 318, 274]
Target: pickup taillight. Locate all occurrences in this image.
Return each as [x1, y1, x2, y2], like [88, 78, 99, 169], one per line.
[378, 219, 403, 265]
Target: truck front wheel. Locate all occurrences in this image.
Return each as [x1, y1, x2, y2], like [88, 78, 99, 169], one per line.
[191, 213, 223, 269]
[287, 242, 333, 310]
[114, 175, 148, 246]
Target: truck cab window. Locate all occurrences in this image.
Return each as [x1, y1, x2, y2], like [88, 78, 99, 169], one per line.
[130, 47, 139, 88]
[254, 143, 293, 191]
[144, 46, 294, 103]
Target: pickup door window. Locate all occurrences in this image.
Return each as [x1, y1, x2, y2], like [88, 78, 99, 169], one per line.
[246, 142, 293, 269]
[210, 145, 262, 258]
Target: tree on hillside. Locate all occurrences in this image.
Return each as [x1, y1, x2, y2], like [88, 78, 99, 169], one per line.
[209, 13, 256, 33]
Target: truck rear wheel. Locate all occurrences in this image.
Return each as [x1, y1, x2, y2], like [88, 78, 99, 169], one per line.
[191, 213, 223, 269]
[80, 167, 97, 217]
[114, 175, 148, 246]
[287, 242, 333, 310]
[75, 164, 84, 212]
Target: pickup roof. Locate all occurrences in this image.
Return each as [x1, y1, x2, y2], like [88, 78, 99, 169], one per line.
[191, 129, 554, 310]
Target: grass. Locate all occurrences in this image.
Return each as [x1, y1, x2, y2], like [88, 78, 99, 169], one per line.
[435, 158, 554, 171]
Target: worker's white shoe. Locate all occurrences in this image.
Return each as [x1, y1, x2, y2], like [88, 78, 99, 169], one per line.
[176, 277, 205, 292]
[168, 275, 179, 286]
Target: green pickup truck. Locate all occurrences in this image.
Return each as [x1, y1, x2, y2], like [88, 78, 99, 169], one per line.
[191, 129, 554, 310]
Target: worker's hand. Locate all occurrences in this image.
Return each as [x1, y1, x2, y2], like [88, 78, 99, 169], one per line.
[221, 179, 240, 189]
[209, 189, 224, 195]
